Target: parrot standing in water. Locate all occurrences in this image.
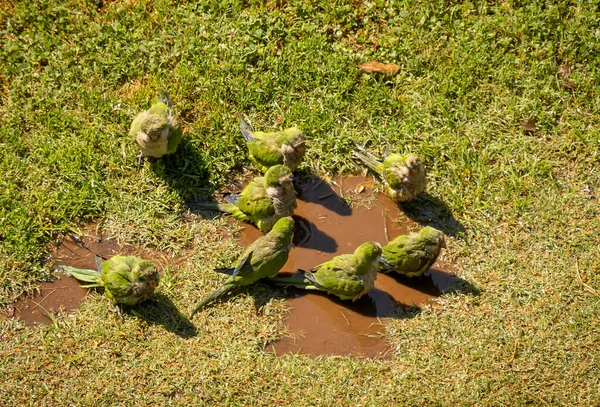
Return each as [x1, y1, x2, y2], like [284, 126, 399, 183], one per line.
[239, 114, 307, 171]
[352, 143, 427, 202]
[60, 255, 160, 308]
[190, 216, 295, 316]
[268, 242, 382, 301]
[129, 92, 182, 167]
[198, 164, 297, 233]
[380, 226, 446, 277]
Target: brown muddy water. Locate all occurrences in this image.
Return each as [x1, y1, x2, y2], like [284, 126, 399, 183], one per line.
[241, 176, 460, 358]
[4, 235, 122, 325]
[3, 233, 164, 325]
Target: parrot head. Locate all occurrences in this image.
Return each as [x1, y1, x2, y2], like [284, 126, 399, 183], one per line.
[132, 259, 160, 285]
[101, 256, 160, 306]
[354, 242, 383, 261]
[140, 112, 169, 142]
[404, 154, 423, 173]
[283, 127, 307, 152]
[264, 165, 294, 189]
[271, 216, 295, 239]
[418, 226, 446, 249]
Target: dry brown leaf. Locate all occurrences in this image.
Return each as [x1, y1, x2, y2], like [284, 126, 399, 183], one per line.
[521, 118, 537, 134]
[559, 64, 571, 79]
[559, 64, 577, 90]
[357, 61, 400, 76]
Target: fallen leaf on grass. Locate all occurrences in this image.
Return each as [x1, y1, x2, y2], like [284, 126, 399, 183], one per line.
[357, 61, 400, 76]
[558, 64, 576, 90]
[521, 118, 537, 134]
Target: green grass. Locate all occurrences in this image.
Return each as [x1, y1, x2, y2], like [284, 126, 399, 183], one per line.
[1, 0, 600, 405]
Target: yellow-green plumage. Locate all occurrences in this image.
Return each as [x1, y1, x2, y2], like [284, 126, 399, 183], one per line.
[197, 165, 297, 232]
[240, 115, 306, 171]
[129, 93, 182, 159]
[190, 217, 295, 316]
[60, 256, 160, 307]
[353, 145, 426, 202]
[269, 242, 382, 301]
[381, 226, 445, 277]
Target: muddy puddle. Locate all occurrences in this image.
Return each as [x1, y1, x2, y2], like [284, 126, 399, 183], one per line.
[241, 176, 461, 358]
[3, 233, 161, 326]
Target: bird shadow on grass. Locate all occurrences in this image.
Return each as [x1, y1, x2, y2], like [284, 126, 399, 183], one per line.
[399, 192, 466, 239]
[130, 293, 198, 339]
[150, 140, 214, 203]
[293, 173, 352, 217]
[384, 268, 481, 298]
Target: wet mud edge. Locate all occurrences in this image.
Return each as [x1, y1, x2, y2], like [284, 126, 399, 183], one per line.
[2, 233, 166, 326]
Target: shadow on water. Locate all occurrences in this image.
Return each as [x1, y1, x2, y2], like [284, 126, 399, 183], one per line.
[239, 215, 339, 254]
[150, 140, 213, 202]
[400, 192, 466, 239]
[292, 216, 338, 253]
[294, 174, 352, 217]
[130, 293, 197, 339]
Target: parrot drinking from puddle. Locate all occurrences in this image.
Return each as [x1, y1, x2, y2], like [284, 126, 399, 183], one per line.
[268, 242, 382, 301]
[129, 92, 182, 167]
[197, 164, 297, 233]
[60, 255, 160, 307]
[190, 216, 295, 316]
[352, 143, 426, 202]
[239, 114, 307, 171]
[380, 226, 446, 277]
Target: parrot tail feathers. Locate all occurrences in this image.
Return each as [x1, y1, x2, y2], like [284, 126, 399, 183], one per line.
[59, 265, 103, 286]
[195, 202, 249, 221]
[94, 255, 103, 272]
[213, 268, 236, 275]
[224, 194, 241, 205]
[352, 144, 384, 174]
[160, 91, 173, 108]
[267, 270, 321, 291]
[238, 114, 255, 141]
[190, 283, 235, 317]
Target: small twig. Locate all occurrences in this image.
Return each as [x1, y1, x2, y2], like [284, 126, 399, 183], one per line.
[382, 209, 389, 244]
[31, 300, 59, 327]
[508, 338, 519, 365]
[30, 289, 57, 309]
[340, 310, 351, 327]
[575, 259, 599, 297]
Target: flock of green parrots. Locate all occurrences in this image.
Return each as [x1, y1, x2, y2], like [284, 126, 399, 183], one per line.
[61, 93, 446, 318]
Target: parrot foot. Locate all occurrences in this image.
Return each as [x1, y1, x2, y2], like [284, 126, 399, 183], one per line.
[137, 152, 144, 170]
[110, 305, 124, 318]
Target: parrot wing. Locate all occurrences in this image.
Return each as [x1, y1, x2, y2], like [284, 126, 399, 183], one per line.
[236, 181, 275, 219]
[312, 255, 365, 299]
[239, 114, 255, 141]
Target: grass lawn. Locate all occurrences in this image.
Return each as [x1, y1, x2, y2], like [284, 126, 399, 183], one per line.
[1, 0, 599, 405]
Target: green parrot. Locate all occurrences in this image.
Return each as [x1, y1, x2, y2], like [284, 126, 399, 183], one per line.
[352, 143, 427, 202]
[239, 114, 307, 171]
[268, 242, 382, 301]
[198, 164, 297, 233]
[190, 216, 295, 316]
[380, 226, 446, 277]
[129, 92, 182, 166]
[60, 255, 160, 307]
